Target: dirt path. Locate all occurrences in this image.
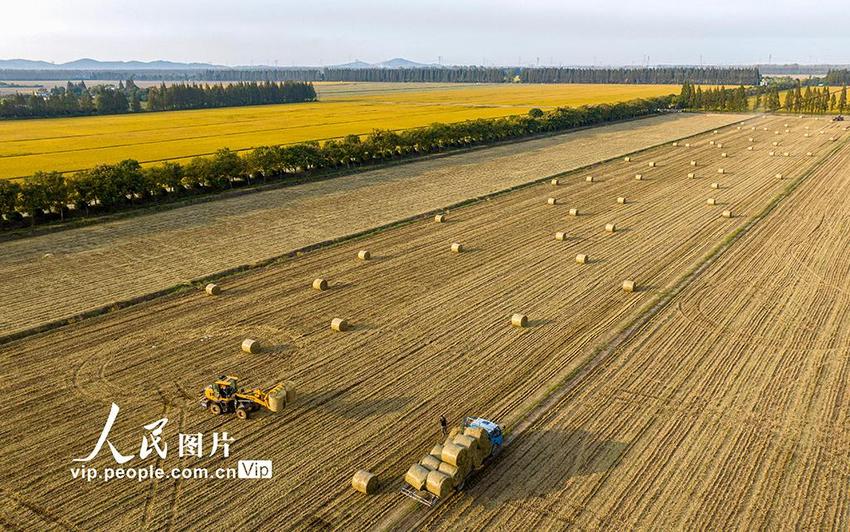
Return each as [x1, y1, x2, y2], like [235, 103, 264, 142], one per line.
[1, 116, 843, 529]
[417, 122, 850, 530]
[0, 113, 746, 338]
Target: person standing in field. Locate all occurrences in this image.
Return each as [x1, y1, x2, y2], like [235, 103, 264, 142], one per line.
[440, 415, 448, 437]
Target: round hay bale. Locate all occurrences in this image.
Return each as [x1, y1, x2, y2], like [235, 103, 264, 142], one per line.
[784, 123, 789, 127]
[622, 280, 636, 293]
[635, 174, 643, 180]
[420, 455, 441, 471]
[511, 313, 528, 328]
[685, 143, 691, 147]
[331, 318, 349, 332]
[783, 152, 790, 157]
[776, 173, 783, 179]
[550, 178, 559, 186]
[312, 278, 328, 291]
[709, 140, 715, 145]
[749, 137, 754, 142]
[547, 197, 558, 205]
[568, 208, 579, 216]
[430, 444, 444, 459]
[617, 196, 626, 204]
[722, 210, 732, 218]
[404, 464, 430, 491]
[205, 283, 221, 296]
[763, 127, 768, 131]
[623, 156, 631, 162]
[747, 146, 753, 151]
[357, 250, 371, 260]
[717, 143, 723, 148]
[585, 175, 594, 182]
[555, 231, 567, 241]
[441, 442, 470, 469]
[688, 172, 696, 178]
[830, 136, 836, 141]
[434, 214, 446, 223]
[807, 152, 813, 157]
[648, 161, 656, 167]
[425, 470, 453, 498]
[437, 461, 465, 487]
[672, 141, 679, 146]
[451, 242, 463, 253]
[352, 470, 379, 494]
[805, 133, 810, 137]
[241, 338, 261, 354]
[769, 151, 776, 156]
[713, 130, 718, 134]
[605, 223, 616, 233]
[575, 254, 588, 264]
[772, 141, 779, 146]
[707, 198, 717, 205]
[721, 152, 727, 158]
[691, 160, 697, 166]
[751, 126, 756, 130]
[717, 168, 725, 174]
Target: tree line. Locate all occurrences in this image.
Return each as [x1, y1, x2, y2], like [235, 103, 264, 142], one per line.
[676, 83, 750, 112]
[0, 80, 316, 119]
[0, 95, 674, 228]
[146, 81, 316, 111]
[521, 67, 760, 85]
[676, 81, 847, 114]
[1, 66, 761, 85]
[825, 70, 850, 85]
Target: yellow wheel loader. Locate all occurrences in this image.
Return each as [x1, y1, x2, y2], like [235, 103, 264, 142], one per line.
[200, 375, 295, 419]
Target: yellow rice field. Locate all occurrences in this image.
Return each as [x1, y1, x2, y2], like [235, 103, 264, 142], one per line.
[0, 82, 677, 179]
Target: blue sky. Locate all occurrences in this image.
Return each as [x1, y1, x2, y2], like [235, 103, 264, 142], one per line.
[2, 0, 848, 66]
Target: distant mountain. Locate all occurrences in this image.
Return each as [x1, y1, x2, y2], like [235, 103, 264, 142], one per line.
[0, 58, 225, 70]
[330, 60, 375, 69]
[377, 58, 432, 68]
[329, 58, 436, 69]
[0, 59, 58, 69]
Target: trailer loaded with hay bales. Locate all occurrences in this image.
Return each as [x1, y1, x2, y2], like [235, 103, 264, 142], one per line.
[401, 417, 503, 506]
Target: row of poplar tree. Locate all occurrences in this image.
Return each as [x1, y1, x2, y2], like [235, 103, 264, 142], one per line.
[677, 81, 848, 114]
[0, 80, 316, 119]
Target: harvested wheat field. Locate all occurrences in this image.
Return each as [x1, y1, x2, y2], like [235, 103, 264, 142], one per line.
[418, 127, 850, 530]
[0, 112, 745, 338]
[1, 115, 844, 530]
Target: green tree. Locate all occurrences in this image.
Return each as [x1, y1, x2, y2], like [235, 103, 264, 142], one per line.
[839, 86, 847, 114]
[29, 171, 70, 221]
[528, 107, 544, 118]
[0, 180, 21, 219]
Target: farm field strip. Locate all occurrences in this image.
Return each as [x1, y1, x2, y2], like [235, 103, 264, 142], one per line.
[0, 112, 748, 338]
[0, 83, 679, 178]
[0, 116, 842, 529]
[418, 127, 850, 530]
